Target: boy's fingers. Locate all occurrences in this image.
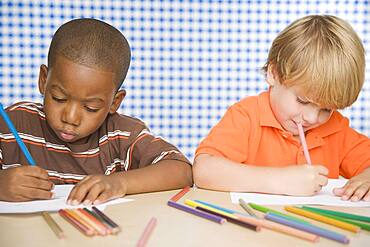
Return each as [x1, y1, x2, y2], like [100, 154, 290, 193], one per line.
[82, 184, 105, 205]
[22, 166, 49, 180]
[341, 181, 362, 200]
[68, 178, 96, 204]
[363, 190, 370, 201]
[316, 165, 329, 176]
[22, 176, 54, 191]
[350, 183, 370, 202]
[318, 175, 328, 186]
[333, 187, 345, 196]
[94, 191, 118, 205]
[22, 187, 54, 200]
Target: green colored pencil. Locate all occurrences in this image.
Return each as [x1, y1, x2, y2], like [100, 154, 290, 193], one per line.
[302, 206, 370, 223]
[248, 203, 311, 225]
[302, 207, 370, 231]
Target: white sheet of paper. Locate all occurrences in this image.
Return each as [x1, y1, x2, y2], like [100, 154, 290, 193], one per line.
[230, 179, 370, 207]
[0, 184, 133, 213]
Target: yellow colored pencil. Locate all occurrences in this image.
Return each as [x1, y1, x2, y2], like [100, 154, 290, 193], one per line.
[285, 206, 361, 233]
[41, 211, 65, 239]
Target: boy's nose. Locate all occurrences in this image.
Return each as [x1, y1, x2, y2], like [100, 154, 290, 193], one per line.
[302, 106, 320, 125]
[61, 103, 81, 126]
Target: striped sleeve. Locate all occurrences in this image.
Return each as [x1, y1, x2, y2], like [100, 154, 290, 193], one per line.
[126, 126, 190, 170]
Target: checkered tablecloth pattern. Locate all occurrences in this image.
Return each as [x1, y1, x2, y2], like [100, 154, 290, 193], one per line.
[1, 0, 369, 160]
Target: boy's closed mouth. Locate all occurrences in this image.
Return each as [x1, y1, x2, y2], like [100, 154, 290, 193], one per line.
[59, 130, 77, 141]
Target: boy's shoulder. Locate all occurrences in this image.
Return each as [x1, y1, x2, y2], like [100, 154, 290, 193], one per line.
[105, 112, 149, 137]
[228, 91, 267, 118]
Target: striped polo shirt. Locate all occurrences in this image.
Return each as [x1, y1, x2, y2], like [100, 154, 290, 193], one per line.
[0, 102, 190, 184]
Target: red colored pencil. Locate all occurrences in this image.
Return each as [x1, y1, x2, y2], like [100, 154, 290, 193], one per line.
[58, 209, 95, 236]
[76, 208, 108, 236]
[169, 186, 190, 202]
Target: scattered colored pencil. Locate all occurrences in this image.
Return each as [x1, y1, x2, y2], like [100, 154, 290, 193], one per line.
[41, 211, 65, 239]
[237, 214, 319, 243]
[92, 206, 121, 233]
[136, 217, 157, 247]
[58, 209, 95, 236]
[301, 207, 370, 231]
[248, 203, 311, 224]
[169, 186, 190, 202]
[84, 208, 117, 234]
[0, 103, 36, 166]
[76, 208, 107, 235]
[194, 199, 250, 216]
[285, 206, 361, 233]
[185, 199, 260, 231]
[297, 122, 311, 164]
[302, 206, 370, 223]
[239, 199, 258, 218]
[66, 209, 97, 234]
[167, 200, 226, 224]
[265, 212, 350, 244]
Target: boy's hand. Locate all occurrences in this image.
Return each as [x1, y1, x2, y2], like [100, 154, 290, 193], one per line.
[0, 166, 54, 201]
[333, 168, 370, 201]
[281, 164, 329, 196]
[67, 174, 127, 205]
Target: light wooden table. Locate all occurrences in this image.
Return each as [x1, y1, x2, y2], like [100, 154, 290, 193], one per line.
[0, 187, 369, 247]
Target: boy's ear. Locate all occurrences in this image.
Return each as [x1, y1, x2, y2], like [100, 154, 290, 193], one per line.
[38, 64, 48, 95]
[266, 64, 280, 86]
[109, 89, 126, 114]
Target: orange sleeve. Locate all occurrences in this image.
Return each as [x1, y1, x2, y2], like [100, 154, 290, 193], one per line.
[339, 126, 370, 178]
[195, 103, 251, 163]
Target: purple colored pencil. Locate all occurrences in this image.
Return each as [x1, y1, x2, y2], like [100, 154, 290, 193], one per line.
[167, 200, 226, 224]
[265, 213, 349, 244]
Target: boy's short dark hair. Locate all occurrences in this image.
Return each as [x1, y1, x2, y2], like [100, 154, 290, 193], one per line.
[48, 18, 131, 89]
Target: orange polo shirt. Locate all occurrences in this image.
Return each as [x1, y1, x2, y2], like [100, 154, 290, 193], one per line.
[196, 91, 370, 178]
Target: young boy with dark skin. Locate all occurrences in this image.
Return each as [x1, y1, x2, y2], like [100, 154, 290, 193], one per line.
[193, 15, 370, 202]
[0, 18, 192, 205]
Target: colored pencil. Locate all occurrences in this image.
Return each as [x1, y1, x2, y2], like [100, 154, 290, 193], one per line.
[0, 103, 36, 166]
[169, 186, 190, 202]
[185, 199, 260, 231]
[248, 203, 311, 224]
[285, 206, 361, 233]
[136, 217, 157, 247]
[265, 212, 350, 244]
[77, 208, 108, 235]
[236, 214, 319, 242]
[167, 200, 226, 224]
[58, 209, 95, 236]
[41, 211, 65, 239]
[92, 206, 121, 232]
[302, 206, 370, 223]
[297, 122, 311, 164]
[66, 209, 97, 235]
[301, 207, 370, 231]
[239, 198, 258, 218]
[84, 208, 118, 234]
[194, 199, 249, 216]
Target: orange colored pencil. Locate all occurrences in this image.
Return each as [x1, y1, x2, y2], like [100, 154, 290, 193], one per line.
[285, 206, 361, 233]
[169, 186, 190, 202]
[82, 208, 113, 234]
[58, 209, 95, 236]
[66, 209, 97, 235]
[75, 208, 107, 236]
[237, 215, 319, 242]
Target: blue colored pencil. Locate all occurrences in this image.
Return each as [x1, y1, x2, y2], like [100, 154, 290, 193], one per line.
[0, 103, 36, 166]
[265, 212, 350, 244]
[194, 199, 251, 217]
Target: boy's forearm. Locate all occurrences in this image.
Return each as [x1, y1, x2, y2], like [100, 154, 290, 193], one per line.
[114, 160, 193, 195]
[193, 154, 286, 193]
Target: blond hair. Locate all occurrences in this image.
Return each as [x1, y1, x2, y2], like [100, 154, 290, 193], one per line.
[263, 15, 365, 109]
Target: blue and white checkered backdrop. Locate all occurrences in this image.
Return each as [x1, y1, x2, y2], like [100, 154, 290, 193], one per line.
[1, 1, 369, 160]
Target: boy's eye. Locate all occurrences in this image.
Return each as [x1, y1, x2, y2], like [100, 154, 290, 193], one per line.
[52, 96, 66, 103]
[85, 106, 99, 113]
[296, 97, 310, 105]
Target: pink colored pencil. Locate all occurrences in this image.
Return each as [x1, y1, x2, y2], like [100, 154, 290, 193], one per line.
[297, 122, 311, 164]
[169, 186, 190, 202]
[136, 217, 157, 247]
